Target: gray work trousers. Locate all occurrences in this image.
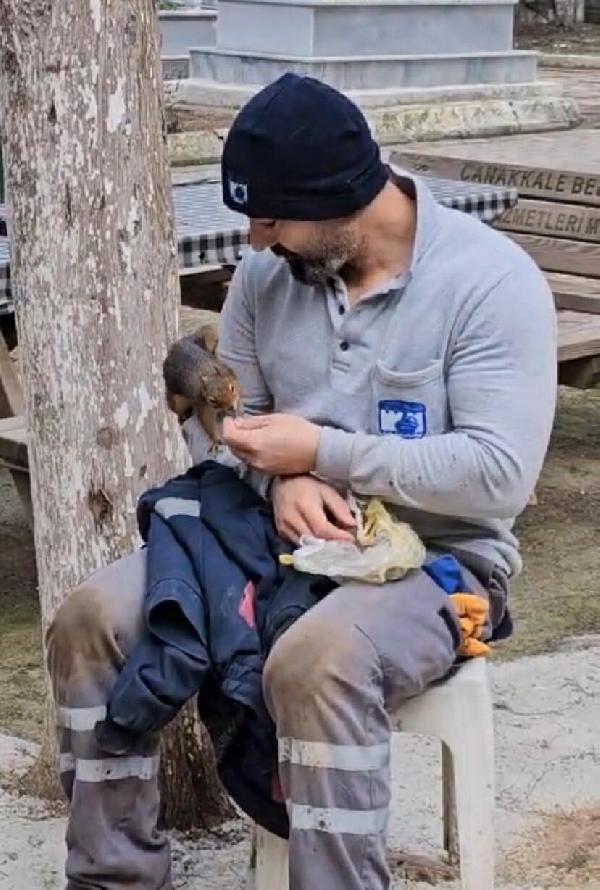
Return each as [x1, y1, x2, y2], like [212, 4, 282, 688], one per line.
[47, 548, 499, 890]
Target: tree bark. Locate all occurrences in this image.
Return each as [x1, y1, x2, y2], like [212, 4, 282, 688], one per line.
[159, 703, 234, 831]
[0, 0, 231, 827]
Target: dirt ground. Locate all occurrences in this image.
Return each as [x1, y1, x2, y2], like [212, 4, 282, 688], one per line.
[516, 22, 600, 54]
[1, 385, 600, 743]
[504, 806, 600, 887]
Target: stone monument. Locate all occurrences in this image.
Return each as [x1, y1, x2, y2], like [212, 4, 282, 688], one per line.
[173, 0, 580, 149]
[159, 6, 217, 80]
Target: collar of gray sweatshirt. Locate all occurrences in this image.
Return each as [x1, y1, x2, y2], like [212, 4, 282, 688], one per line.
[216, 167, 558, 578]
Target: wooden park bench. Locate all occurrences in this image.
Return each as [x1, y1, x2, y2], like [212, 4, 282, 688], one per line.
[392, 128, 600, 388]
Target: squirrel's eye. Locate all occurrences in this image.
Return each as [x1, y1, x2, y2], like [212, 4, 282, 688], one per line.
[229, 383, 236, 392]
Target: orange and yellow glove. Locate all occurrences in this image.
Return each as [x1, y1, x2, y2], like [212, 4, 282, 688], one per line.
[449, 593, 491, 658]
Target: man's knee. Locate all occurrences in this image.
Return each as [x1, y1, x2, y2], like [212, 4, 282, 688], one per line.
[46, 582, 115, 693]
[46, 550, 147, 691]
[262, 576, 461, 727]
[263, 611, 377, 723]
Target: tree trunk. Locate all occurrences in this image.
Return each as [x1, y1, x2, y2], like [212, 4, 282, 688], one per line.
[159, 703, 234, 831]
[0, 0, 230, 826]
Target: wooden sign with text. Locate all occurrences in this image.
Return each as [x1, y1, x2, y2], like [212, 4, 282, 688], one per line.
[497, 199, 600, 244]
[392, 151, 600, 207]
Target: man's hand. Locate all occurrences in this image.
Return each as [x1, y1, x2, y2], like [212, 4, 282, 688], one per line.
[222, 413, 319, 475]
[271, 475, 356, 545]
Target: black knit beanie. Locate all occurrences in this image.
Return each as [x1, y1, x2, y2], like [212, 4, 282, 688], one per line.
[221, 73, 388, 221]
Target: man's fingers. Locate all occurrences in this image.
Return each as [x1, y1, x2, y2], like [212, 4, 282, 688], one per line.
[228, 445, 254, 461]
[222, 422, 269, 464]
[299, 503, 355, 542]
[278, 522, 302, 546]
[228, 415, 271, 431]
[222, 423, 259, 457]
[320, 487, 356, 528]
[224, 442, 250, 461]
[222, 419, 249, 446]
[275, 511, 311, 545]
[221, 416, 237, 439]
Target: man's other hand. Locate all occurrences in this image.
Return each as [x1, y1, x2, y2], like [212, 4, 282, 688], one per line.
[222, 413, 319, 475]
[270, 475, 356, 545]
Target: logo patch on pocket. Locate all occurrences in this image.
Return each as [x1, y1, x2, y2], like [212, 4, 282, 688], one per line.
[378, 399, 426, 438]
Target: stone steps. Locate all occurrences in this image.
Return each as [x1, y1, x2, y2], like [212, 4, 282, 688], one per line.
[189, 47, 538, 91]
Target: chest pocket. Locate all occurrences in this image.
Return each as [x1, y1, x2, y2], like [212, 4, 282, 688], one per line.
[371, 359, 447, 438]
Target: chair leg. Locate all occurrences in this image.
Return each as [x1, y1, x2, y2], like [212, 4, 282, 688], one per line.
[442, 741, 460, 868]
[440, 672, 495, 890]
[254, 826, 289, 890]
[246, 826, 258, 890]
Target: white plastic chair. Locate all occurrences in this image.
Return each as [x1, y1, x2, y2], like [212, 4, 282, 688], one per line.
[247, 657, 495, 890]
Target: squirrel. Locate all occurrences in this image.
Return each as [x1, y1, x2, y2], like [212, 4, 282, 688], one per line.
[163, 323, 242, 448]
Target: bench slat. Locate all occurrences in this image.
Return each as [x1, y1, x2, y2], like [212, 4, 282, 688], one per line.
[557, 310, 600, 362]
[0, 415, 27, 434]
[507, 232, 600, 278]
[546, 272, 600, 314]
[0, 415, 28, 468]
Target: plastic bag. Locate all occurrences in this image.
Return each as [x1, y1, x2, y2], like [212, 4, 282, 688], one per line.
[280, 496, 426, 584]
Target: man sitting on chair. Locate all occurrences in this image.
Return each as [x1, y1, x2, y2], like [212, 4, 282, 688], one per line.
[47, 74, 556, 890]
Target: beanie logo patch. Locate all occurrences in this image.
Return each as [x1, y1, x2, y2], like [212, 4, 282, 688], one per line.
[228, 179, 249, 208]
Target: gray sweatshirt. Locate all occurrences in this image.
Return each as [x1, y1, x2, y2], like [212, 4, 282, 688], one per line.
[213, 170, 557, 577]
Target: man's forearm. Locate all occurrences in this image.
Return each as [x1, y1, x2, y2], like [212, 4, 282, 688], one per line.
[315, 426, 536, 521]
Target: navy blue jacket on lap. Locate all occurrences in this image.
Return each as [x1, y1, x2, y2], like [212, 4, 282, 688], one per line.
[96, 461, 335, 837]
